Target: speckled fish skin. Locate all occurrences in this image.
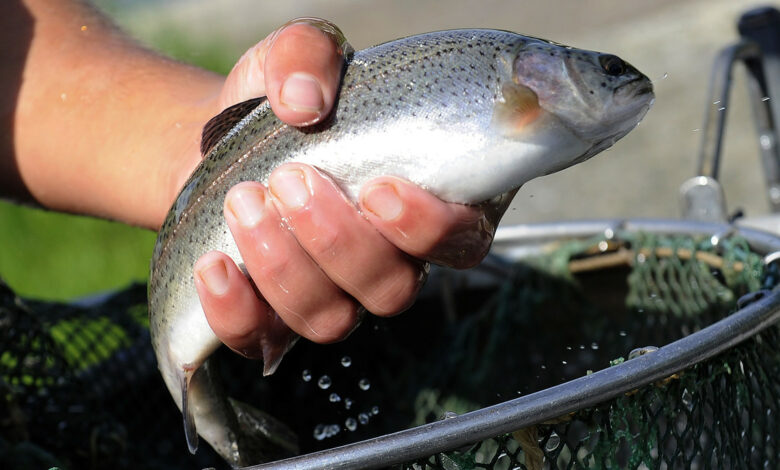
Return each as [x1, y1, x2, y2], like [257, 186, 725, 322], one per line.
[149, 29, 653, 465]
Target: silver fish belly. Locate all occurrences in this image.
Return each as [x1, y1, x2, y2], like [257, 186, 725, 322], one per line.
[149, 29, 654, 465]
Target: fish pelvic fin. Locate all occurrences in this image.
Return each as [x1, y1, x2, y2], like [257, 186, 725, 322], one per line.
[262, 331, 300, 377]
[181, 367, 198, 454]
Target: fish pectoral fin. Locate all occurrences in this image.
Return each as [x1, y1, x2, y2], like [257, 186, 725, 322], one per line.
[201, 97, 268, 156]
[492, 83, 543, 136]
[181, 367, 199, 454]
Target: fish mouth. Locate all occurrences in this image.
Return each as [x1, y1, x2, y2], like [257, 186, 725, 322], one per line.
[618, 77, 654, 98]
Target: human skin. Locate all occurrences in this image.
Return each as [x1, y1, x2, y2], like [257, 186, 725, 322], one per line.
[1, 0, 506, 358]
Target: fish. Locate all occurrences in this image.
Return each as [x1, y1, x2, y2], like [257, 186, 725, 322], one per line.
[149, 27, 654, 465]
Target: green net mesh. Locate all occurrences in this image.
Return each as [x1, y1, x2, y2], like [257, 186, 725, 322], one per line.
[1, 230, 778, 469]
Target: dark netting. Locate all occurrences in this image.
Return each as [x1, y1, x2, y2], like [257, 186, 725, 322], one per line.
[1, 230, 778, 469]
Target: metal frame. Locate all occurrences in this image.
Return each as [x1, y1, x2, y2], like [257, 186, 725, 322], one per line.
[245, 219, 780, 470]
[684, 6, 780, 215]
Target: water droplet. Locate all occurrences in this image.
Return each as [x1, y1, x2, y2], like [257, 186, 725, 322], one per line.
[341, 356, 352, 367]
[329, 393, 341, 403]
[313, 424, 327, 440]
[591, 342, 599, 350]
[692, 128, 701, 132]
[345, 417, 357, 431]
[619, 330, 627, 337]
[302, 369, 312, 382]
[371, 405, 380, 415]
[566, 346, 572, 351]
[358, 378, 371, 391]
[713, 100, 721, 105]
[662, 72, 669, 80]
[540, 365, 547, 370]
[718, 106, 726, 112]
[637, 253, 646, 263]
[358, 413, 370, 425]
[545, 431, 561, 451]
[344, 398, 354, 410]
[598, 240, 608, 252]
[579, 344, 585, 350]
[442, 411, 459, 420]
[328, 424, 341, 437]
[762, 96, 771, 102]
[318, 375, 332, 389]
[561, 360, 568, 365]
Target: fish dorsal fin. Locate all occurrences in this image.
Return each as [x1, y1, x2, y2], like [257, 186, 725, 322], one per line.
[200, 97, 267, 156]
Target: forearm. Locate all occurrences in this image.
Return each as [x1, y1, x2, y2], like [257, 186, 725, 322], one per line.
[4, 0, 224, 229]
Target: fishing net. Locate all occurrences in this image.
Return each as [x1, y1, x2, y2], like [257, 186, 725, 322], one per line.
[1, 228, 778, 469]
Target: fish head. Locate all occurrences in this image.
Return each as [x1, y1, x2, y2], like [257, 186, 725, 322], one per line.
[508, 38, 653, 158]
[486, 36, 654, 181]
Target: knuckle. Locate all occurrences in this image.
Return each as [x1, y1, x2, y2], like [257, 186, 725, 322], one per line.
[255, 253, 291, 282]
[309, 301, 359, 344]
[364, 264, 422, 317]
[304, 226, 341, 262]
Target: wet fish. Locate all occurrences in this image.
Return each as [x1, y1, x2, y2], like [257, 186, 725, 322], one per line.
[149, 28, 653, 465]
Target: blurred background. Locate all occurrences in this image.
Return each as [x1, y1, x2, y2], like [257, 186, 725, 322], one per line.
[0, 0, 772, 300]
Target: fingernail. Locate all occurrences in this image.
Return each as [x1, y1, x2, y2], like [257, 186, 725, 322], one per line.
[280, 73, 324, 113]
[197, 260, 229, 296]
[362, 183, 403, 221]
[270, 168, 310, 209]
[227, 187, 266, 228]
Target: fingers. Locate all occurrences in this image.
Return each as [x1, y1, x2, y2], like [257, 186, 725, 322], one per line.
[219, 18, 347, 126]
[199, 169, 499, 355]
[222, 180, 361, 344]
[360, 177, 498, 269]
[265, 164, 426, 317]
[193, 251, 296, 370]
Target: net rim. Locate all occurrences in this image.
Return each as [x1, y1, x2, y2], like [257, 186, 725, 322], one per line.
[245, 218, 780, 470]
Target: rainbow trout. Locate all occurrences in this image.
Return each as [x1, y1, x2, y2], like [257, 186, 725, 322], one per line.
[149, 28, 653, 465]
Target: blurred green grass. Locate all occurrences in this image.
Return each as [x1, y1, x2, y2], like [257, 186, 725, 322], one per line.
[0, 14, 238, 301]
[0, 202, 156, 301]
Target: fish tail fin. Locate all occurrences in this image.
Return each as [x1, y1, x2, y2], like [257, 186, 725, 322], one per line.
[181, 369, 199, 454]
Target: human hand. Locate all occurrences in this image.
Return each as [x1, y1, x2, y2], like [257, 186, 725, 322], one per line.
[190, 19, 512, 369]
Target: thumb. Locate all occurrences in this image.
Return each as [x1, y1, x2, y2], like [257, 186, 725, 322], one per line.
[218, 18, 350, 127]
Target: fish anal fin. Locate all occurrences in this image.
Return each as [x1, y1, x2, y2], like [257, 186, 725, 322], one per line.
[229, 397, 299, 459]
[181, 367, 198, 454]
[201, 97, 267, 156]
[492, 83, 542, 136]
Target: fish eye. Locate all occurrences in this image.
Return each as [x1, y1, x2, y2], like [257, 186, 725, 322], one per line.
[599, 54, 625, 76]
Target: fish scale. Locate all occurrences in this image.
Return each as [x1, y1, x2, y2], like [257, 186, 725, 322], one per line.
[149, 28, 653, 466]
